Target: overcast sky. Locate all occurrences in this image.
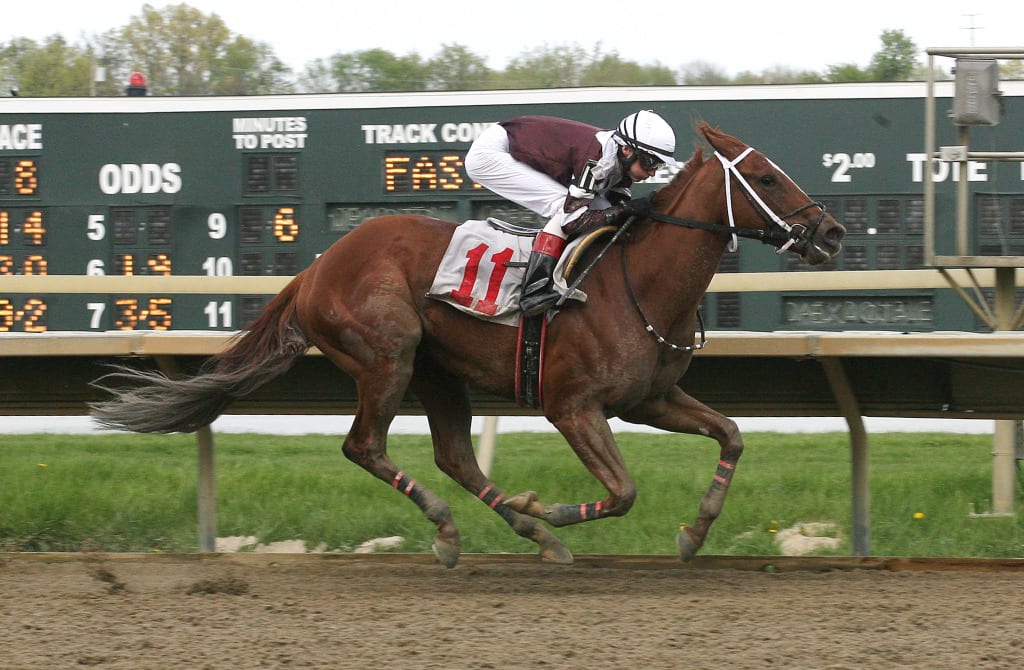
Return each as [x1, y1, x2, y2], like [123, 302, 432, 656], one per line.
[5, 1, 1023, 76]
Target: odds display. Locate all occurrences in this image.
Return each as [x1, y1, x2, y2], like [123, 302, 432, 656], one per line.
[0, 107, 506, 333]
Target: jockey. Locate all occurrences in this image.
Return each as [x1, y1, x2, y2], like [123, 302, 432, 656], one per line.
[466, 110, 677, 316]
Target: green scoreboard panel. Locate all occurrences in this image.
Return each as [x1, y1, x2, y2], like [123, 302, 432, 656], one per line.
[2, 82, 1023, 333]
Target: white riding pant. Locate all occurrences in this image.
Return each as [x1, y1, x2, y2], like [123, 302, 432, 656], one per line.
[466, 124, 568, 239]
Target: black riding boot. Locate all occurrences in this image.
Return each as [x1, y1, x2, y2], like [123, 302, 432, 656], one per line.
[518, 250, 560, 317]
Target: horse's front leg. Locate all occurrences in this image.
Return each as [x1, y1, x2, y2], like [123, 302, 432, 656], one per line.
[504, 406, 639, 528]
[619, 385, 744, 561]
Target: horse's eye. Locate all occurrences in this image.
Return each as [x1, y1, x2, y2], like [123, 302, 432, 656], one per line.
[759, 174, 776, 186]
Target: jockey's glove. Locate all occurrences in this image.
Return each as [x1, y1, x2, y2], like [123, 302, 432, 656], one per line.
[620, 194, 653, 219]
[562, 194, 654, 236]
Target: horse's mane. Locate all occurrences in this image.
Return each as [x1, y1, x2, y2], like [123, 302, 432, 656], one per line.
[650, 121, 711, 209]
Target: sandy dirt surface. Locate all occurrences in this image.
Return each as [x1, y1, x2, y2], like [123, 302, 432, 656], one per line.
[2, 553, 1024, 669]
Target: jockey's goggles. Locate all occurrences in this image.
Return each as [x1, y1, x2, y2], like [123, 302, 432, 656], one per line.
[636, 150, 664, 171]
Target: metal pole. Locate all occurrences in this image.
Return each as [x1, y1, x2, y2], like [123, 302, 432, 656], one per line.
[992, 267, 1017, 515]
[196, 425, 217, 551]
[992, 421, 1016, 515]
[821, 358, 870, 556]
[476, 416, 498, 478]
[956, 125, 971, 256]
[924, 53, 936, 265]
[155, 355, 218, 551]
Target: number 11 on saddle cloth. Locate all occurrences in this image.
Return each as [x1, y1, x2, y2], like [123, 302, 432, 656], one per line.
[427, 218, 587, 325]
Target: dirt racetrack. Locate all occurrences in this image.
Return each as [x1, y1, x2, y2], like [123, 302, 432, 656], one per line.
[2, 553, 1024, 670]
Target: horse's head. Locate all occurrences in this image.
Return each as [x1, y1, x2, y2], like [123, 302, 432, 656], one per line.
[686, 122, 845, 266]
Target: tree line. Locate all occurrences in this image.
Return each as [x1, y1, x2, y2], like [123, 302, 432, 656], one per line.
[2, 2, 1011, 97]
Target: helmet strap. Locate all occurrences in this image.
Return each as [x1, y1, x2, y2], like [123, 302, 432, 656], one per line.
[617, 144, 639, 171]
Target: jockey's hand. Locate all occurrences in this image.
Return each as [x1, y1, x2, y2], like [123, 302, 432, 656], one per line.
[620, 195, 653, 219]
[564, 195, 653, 235]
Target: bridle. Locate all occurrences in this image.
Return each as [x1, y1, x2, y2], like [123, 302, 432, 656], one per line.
[555, 143, 830, 352]
[622, 145, 827, 352]
[650, 146, 828, 255]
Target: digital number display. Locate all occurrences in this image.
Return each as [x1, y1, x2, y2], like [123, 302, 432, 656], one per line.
[1, 198, 50, 331]
[0, 208, 45, 246]
[0, 297, 46, 332]
[0, 157, 39, 196]
[111, 297, 173, 331]
[384, 151, 485, 193]
[273, 206, 298, 242]
[111, 253, 173, 276]
[0, 254, 46, 275]
[239, 205, 301, 245]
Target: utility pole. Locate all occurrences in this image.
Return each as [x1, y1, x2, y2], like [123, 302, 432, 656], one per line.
[961, 14, 983, 47]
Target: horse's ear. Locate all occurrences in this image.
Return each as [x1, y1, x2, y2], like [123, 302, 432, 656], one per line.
[695, 120, 724, 147]
[690, 119, 713, 157]
[696, 122, 745, 157]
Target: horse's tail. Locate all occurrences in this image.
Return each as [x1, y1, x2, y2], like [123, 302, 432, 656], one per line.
[90, 273, 310, 434]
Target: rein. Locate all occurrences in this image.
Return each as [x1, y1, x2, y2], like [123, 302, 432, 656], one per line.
[553, 216, 707, 352]
[649, 211, 786, 244]
[620, 234, 707, 352]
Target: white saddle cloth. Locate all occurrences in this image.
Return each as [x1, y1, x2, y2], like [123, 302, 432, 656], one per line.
[427, 218, 587, 326]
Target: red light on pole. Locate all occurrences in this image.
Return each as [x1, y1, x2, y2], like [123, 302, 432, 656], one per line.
[126, 72, 148, 96]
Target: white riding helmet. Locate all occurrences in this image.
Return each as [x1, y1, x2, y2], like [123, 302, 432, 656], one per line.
[614, 110, 677, 167]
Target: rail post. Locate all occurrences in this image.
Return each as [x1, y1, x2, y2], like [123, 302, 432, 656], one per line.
[155, 355, 218, 551]
[821, 357, 870, 556]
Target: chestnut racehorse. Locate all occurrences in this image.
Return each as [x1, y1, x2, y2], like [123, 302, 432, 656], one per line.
[92, 122, 845, 567]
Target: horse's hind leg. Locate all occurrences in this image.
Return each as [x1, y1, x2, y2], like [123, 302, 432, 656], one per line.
[313, 334, 463, 567]
[619, 386, 744, 561]
[409, 361, 573, 564]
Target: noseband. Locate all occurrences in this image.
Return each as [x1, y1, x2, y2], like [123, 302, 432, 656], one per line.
[650, 147, 827, 254]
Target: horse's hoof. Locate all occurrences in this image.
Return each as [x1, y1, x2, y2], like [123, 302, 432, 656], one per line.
[676, 526, 701, 562]
[539, 542, 574, 565]
[432, 537, 460, 569]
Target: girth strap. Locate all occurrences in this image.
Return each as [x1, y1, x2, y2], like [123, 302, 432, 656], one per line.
[515, 313, 546, 408]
